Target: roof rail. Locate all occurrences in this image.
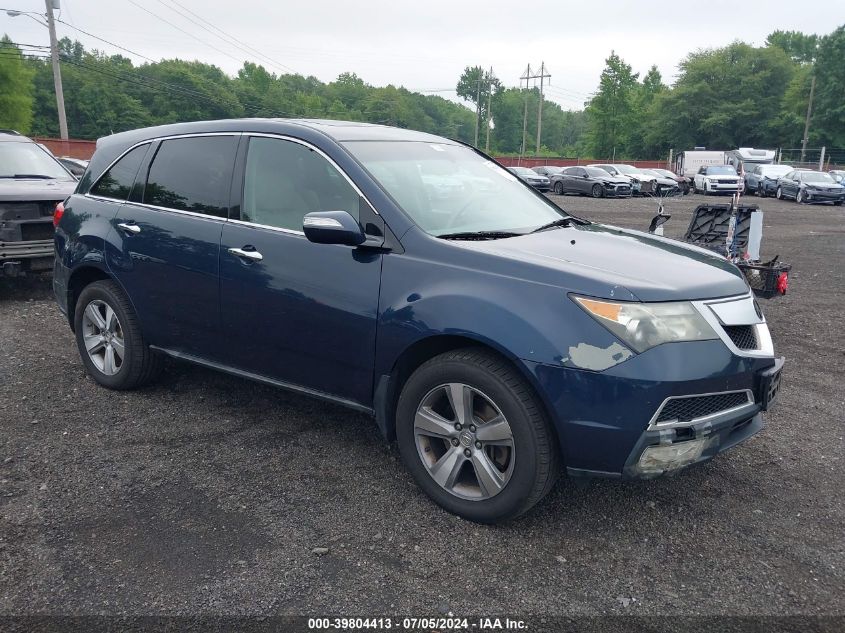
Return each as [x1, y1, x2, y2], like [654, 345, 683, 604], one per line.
[0, 129, 22, 136]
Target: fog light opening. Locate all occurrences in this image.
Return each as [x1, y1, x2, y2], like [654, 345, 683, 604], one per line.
[637, 437, 710, 475]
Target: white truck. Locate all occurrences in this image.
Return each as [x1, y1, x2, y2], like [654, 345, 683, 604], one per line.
[674, 150, 727, 178]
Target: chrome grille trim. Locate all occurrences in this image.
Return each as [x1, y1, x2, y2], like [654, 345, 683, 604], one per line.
[648, 389, 755, 429]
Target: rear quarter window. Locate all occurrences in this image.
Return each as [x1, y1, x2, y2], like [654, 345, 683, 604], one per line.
[90, 144, 150, 200]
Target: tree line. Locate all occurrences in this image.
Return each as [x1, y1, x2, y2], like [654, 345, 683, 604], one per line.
[1, 25, 842, 160]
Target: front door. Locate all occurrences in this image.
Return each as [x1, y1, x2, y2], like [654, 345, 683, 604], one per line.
[107, 134, 239, 356]
[219, 136, 383, 407]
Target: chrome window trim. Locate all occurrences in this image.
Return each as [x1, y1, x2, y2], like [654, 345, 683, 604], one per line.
[647, 389, 756, 430]
[85, 130, 382, 235]
[692, 292, 775, 358]
[119, 201, 227, 223]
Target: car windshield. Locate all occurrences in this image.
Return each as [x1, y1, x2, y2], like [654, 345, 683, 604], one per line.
[802, 172, 835, 183]
[652, 169, 676, 178]
[344, 141, 567, 236]
[760, 165, 792, 177]
[706, 166, 737, 175]
[0, 142, 72, 179]
[585, 167, 610, 177]
[612, 164, 642, 175]
[509, 167, 535, 175]
[537, 166, 562, 174]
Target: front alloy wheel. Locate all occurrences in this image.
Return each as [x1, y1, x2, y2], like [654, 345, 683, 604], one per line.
[776, 186, 783, 200]
[414, 383, 515, 500]
[396, 348, 559, 523]
[796, 189, 805, 204]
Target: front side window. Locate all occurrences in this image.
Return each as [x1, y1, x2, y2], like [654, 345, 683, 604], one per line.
[143, 136, 238, 217]
[344, 141, 566, 236]
[90, 144, 149, 200]
[241, 137, 359, 231]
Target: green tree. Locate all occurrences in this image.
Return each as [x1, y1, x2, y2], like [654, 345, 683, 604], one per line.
[0, 37, 36, 133]
[456, 66, 501, 143]
[766, 30, 819, 63]
[584, 51, 639, 159]
[812, 25, 845, 147]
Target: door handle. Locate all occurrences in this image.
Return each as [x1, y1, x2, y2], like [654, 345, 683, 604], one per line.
[117, 222, 141, 235]
[228, 247, 263, 261]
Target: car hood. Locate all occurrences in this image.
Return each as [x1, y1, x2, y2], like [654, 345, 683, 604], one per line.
[464, 223, 748, 302]
[0, 178, 77, 201]
[705, 174, 741, 180]
[804, 182, 844, 190]
[599, 176, 630, 185]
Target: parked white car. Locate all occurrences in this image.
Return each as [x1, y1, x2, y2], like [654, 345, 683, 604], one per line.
[588, 164, 658, 195]
[692, 165, 744, 195]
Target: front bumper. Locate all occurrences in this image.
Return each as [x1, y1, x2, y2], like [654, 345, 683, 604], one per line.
[524, 339, 781, 478]
[803, 189, 845, 203]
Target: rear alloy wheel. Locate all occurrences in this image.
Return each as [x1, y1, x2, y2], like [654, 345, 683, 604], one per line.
[591, 183, 604, 198]
[776, 186, 783, 200]
[554, 181, 564, 195]
[396, 348, 559, 523]
[74, 280, 162, 390]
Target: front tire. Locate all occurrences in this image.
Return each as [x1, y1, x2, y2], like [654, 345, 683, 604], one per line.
[73, 280, 162, 390]
[796, 189, 805, 204]
[553, 181, 564, 195]
[591, 184, 604, 198]
[776, 186, 783, 200]
[396, 348, 559, 523]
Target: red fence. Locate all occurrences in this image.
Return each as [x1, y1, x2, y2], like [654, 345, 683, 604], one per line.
[34, 137, 97, 160]
[495, 156, 668, 169]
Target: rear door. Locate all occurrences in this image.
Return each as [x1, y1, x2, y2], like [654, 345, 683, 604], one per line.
[107, 134, 239, 357]
[218, 135, 383, 407]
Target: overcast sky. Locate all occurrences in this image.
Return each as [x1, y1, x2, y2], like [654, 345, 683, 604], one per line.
[2, 0, 840, 111]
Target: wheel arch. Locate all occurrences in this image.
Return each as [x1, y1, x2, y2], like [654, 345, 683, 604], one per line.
[373, 334, 560, 451]
[66, 265, 113, 331]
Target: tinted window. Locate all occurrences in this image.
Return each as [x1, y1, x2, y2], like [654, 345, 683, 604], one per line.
[242, 137, 359, 231]
[90, 144, 149, 200]
[143, 136, 237, 217]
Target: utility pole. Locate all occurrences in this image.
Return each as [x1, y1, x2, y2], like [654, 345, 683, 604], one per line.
[485, 66, 493, 153]
[45, 0, 68, 141]
[519, 64, 531, 163]
[800, 73, 815, 164]
[521, 64, 550, 156]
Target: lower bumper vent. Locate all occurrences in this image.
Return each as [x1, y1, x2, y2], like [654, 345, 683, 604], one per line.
[654, 391, 752, 425]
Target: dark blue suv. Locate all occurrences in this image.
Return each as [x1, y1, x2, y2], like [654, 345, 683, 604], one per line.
[53, 119, 783, 523]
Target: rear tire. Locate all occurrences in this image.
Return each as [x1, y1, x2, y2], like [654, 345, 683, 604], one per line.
[396, 348, 559, 523]
[73, 280, 162, 390]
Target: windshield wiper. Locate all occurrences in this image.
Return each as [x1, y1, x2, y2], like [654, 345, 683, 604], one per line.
[531, 213, 591, 233]
[1, 174, 57, 179]
[437, 230, 523, 240]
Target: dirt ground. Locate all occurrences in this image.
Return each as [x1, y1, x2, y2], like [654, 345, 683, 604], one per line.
[1, 191, 843, 625]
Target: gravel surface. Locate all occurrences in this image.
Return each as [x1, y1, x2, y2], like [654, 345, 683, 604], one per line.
[1, 192, 843, 619]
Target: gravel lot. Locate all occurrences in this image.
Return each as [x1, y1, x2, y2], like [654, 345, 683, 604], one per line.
[1, 192, 843, 623]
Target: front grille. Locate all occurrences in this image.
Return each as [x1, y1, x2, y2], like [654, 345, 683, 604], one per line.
[655, 391, 751, 424]
[20, 222, 55, 241]
[723, 325, 757, 350]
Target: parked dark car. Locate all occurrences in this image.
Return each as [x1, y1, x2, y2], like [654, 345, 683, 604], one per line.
[775, 170, 845, 205]
[54, 119, 783, 523]
[0, 130, 77, 277]
[587, 164, 657, 195]
[532, 165, 564, 179]
[507, 166, 550, 191]
[550, 166, 632, 197]
[57, 156, 89, 178]
[744, 164, 793, 197]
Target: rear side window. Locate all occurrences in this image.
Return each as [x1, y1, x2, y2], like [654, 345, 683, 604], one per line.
[241, 137, 359, 231]
[90, 144, 149, 200]
[143, 136, 238, 218]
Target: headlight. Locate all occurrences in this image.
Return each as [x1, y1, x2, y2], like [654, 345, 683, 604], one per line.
[573, 297, 718, 353]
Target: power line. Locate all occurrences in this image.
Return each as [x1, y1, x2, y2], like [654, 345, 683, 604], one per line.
[55, 18, 158, 63]
[158, 0, 298, 75]
[123, 0, 252, 67]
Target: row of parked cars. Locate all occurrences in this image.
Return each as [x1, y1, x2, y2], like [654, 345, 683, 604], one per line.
[508, 164, 689, 198]
[510, 161, 845, 205]
[743, 164, 844, 204]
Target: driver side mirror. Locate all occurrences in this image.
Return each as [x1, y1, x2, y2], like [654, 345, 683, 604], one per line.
[303, 210, 366, 246]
